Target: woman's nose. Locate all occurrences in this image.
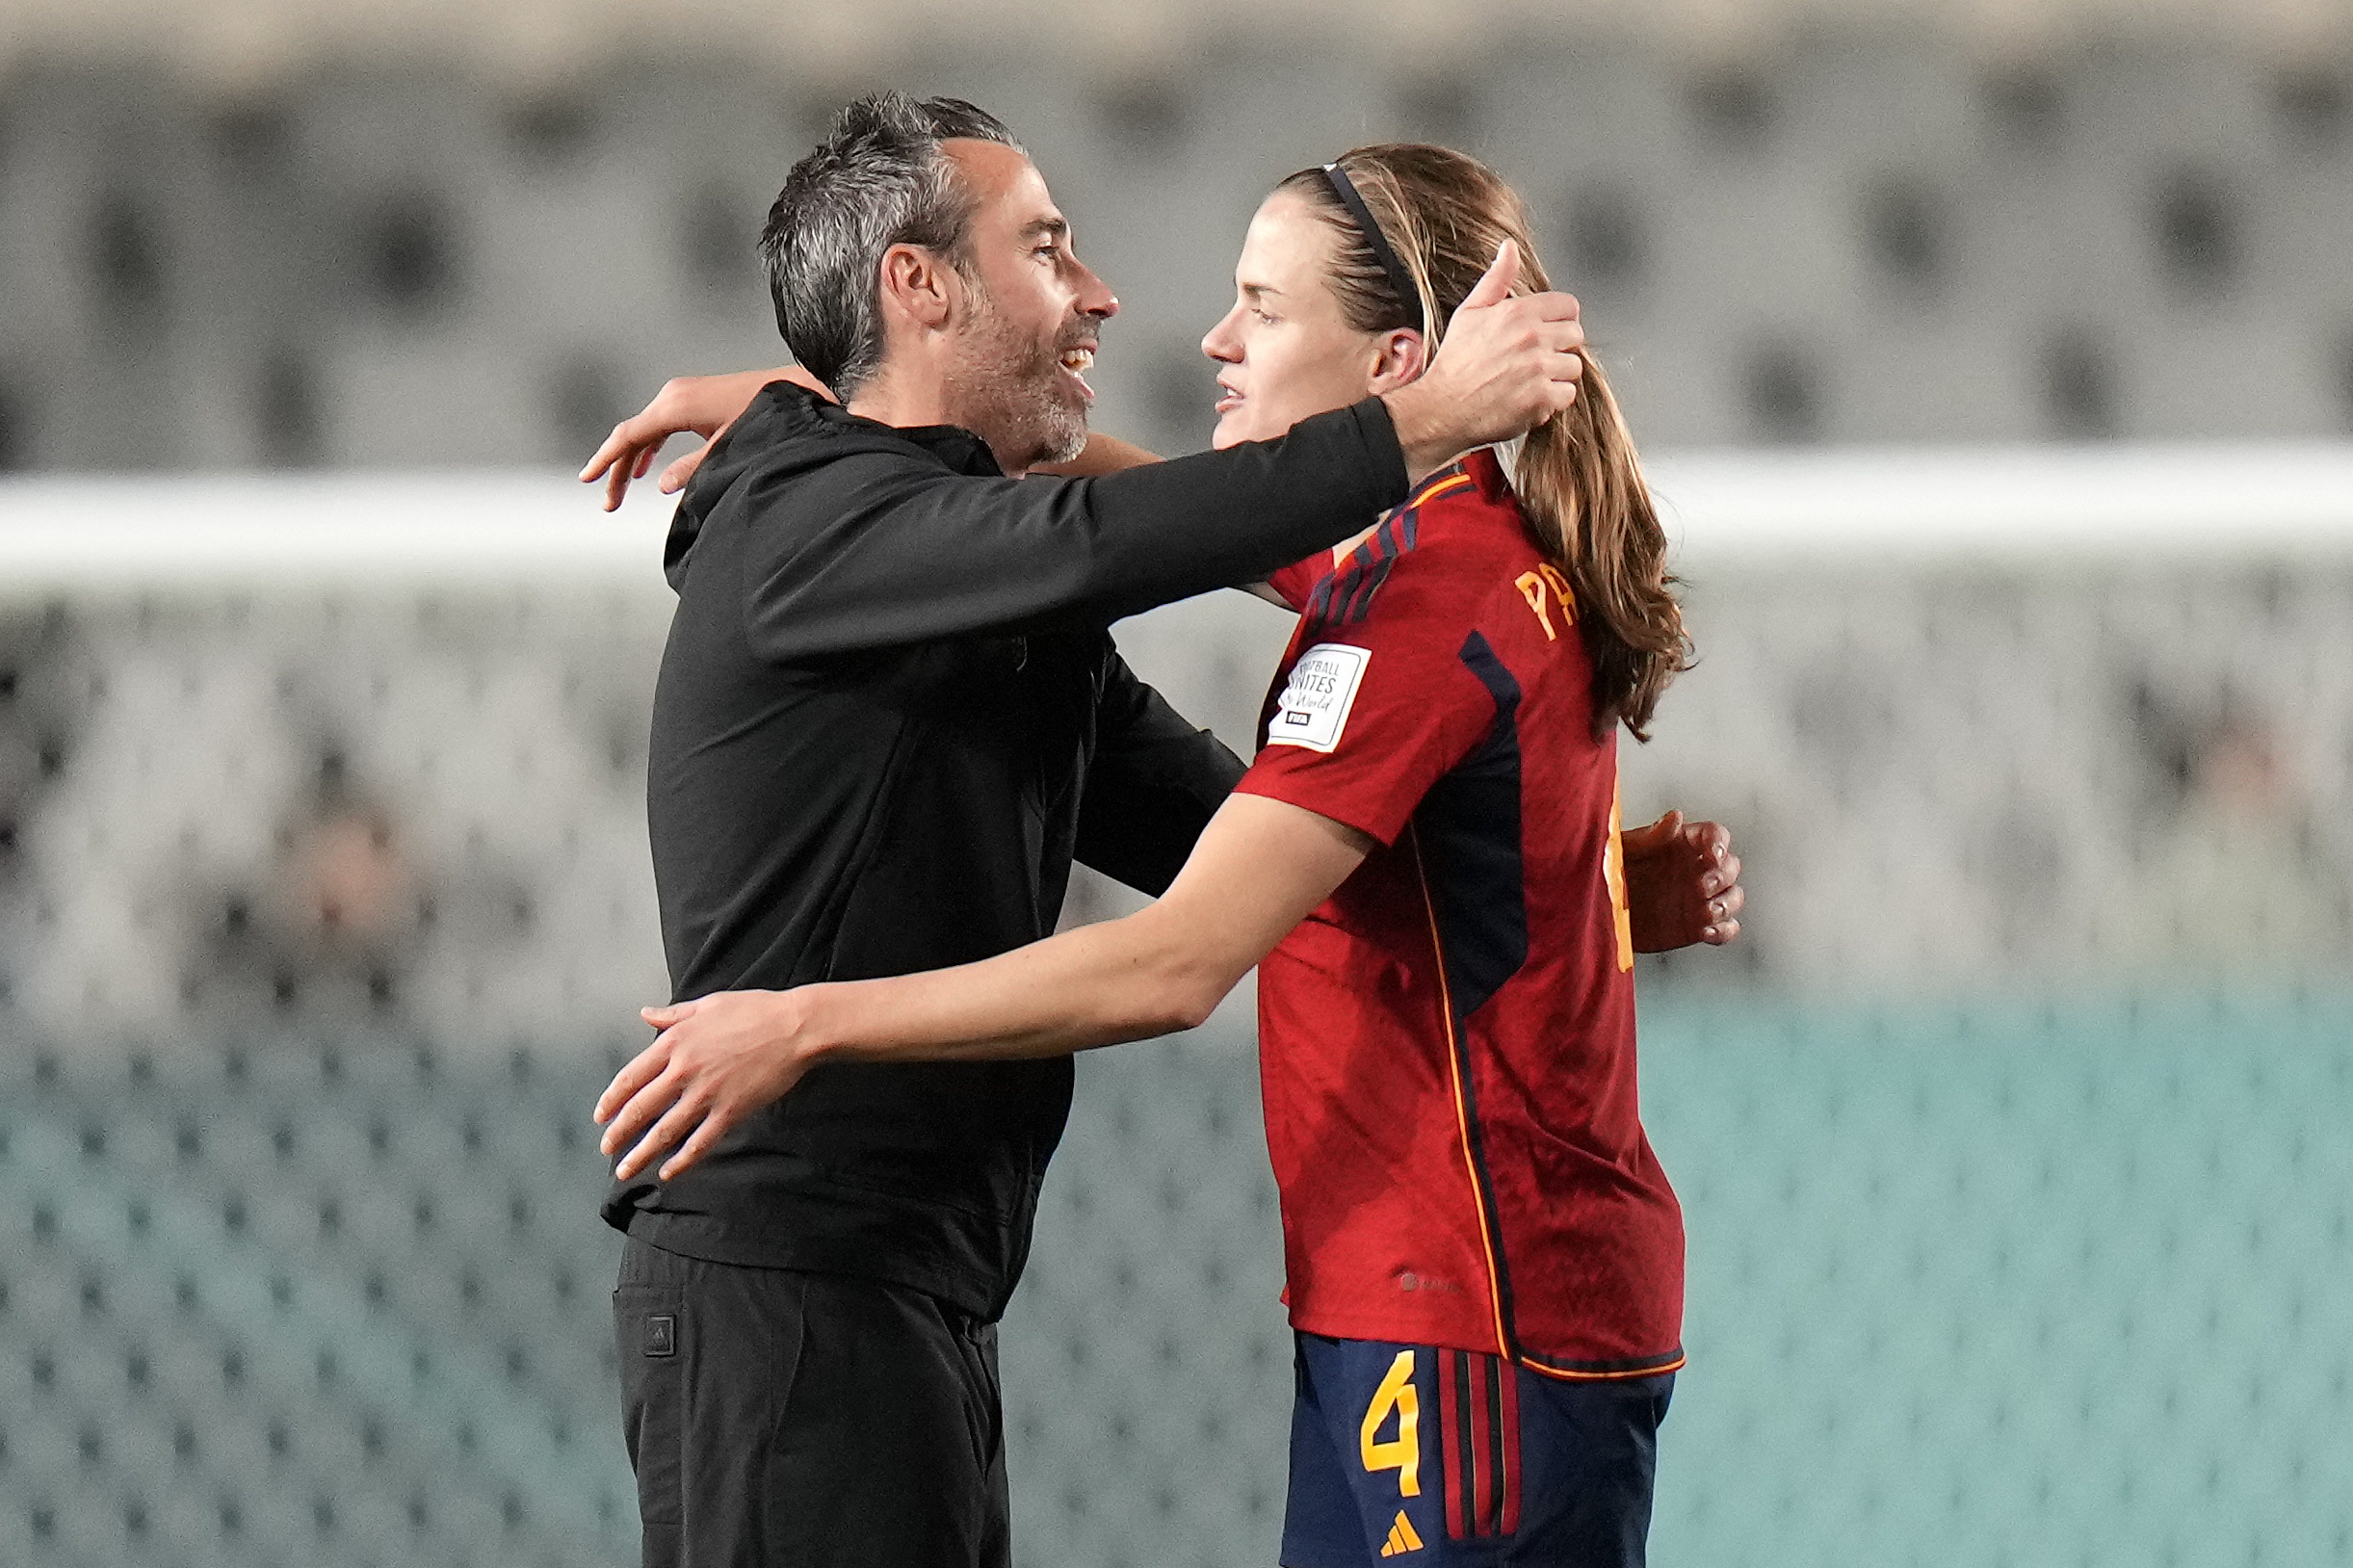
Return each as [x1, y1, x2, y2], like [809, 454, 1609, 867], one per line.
[1201, 312, 1242, 362]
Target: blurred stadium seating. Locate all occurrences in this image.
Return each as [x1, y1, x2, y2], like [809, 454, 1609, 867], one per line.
[7, 1007, 2348, 1568]
[0, 14, 2349, 468]
[0, 457, 2346, 1565]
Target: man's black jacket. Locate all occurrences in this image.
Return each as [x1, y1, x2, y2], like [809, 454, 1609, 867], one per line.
[603, 382, 1410, 1319]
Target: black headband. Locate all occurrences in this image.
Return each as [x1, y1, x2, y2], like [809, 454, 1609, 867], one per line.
[1320, 162, 1426, 334]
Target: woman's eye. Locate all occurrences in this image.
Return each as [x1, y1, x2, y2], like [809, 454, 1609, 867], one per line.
[1253, 308, 1278, 326]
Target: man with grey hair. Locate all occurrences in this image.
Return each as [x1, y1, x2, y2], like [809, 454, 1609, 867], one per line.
[587, 91, 1591, 1568]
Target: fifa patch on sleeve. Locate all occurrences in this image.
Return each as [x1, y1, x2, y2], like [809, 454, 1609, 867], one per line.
[1268, 643, 1371, 754]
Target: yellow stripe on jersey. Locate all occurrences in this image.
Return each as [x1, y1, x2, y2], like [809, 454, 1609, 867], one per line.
[1409, 472, 1477, 510]
[1409, 824, 1516, 1362]
[1521, 1349, 1687, 1383]
[1603, 777, 1634, 972]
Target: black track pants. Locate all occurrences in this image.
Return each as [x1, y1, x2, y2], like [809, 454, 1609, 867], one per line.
[613, 1236, 1011, 1568]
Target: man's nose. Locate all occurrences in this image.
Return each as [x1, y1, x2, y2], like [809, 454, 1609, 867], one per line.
[1074, 263, 1118, 321]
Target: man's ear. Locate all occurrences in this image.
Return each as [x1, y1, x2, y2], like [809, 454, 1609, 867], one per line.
[877, 243, 956, 333]
[1366, 329, 1428, 395]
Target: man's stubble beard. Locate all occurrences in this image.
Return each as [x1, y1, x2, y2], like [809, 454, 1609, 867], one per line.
[946, 287, 1089, 472]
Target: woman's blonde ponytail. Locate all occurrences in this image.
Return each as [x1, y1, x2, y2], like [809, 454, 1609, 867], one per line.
[1281, 145, 1690, 739]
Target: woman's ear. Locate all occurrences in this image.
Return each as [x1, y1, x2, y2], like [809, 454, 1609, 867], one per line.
[1366, 329, 1429, 395]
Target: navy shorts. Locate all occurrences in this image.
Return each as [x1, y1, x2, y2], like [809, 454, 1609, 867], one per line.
[1280, 1331, 1674, 1568]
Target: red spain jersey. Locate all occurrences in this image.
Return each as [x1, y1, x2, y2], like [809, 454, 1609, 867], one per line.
[1236, 450, 1685, 1379]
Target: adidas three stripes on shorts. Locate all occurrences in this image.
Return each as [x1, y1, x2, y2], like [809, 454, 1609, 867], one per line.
[1278, 1330, 1673, 1567]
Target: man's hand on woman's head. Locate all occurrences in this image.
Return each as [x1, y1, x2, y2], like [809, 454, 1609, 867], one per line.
[580, 366, 833, 510]
[1383, 240, 1586, 482]
[1622, 811, 1743, 953]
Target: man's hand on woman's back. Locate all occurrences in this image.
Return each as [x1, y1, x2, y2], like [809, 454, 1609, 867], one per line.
[1623, 811, 1744, 952]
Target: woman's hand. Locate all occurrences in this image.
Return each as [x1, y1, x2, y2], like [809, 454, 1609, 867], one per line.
[594, 989, 827, 1182]
[579, 366, 833, 510]
[592, 796, 1372, 1181]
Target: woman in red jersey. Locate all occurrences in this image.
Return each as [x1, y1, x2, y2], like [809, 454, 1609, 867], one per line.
[601, 145, 1738, 1567]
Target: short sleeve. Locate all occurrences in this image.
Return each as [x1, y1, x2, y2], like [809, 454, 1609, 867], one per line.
[1234, 567, 1502, 847]
[1266, 553, 1332, 613]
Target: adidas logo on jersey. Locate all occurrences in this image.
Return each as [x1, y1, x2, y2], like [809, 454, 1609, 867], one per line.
[1379, 1509, 1425, 1556]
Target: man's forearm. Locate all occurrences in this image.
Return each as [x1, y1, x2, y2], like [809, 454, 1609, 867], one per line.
[747, 399, 1409, 660]
[1381, 380, 1465, 485]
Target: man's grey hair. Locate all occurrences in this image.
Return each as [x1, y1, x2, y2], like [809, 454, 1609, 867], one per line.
[759, 92, 1023, 399]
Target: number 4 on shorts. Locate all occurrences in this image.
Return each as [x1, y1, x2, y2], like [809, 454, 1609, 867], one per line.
[1361, 1349, 1422, 1497]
